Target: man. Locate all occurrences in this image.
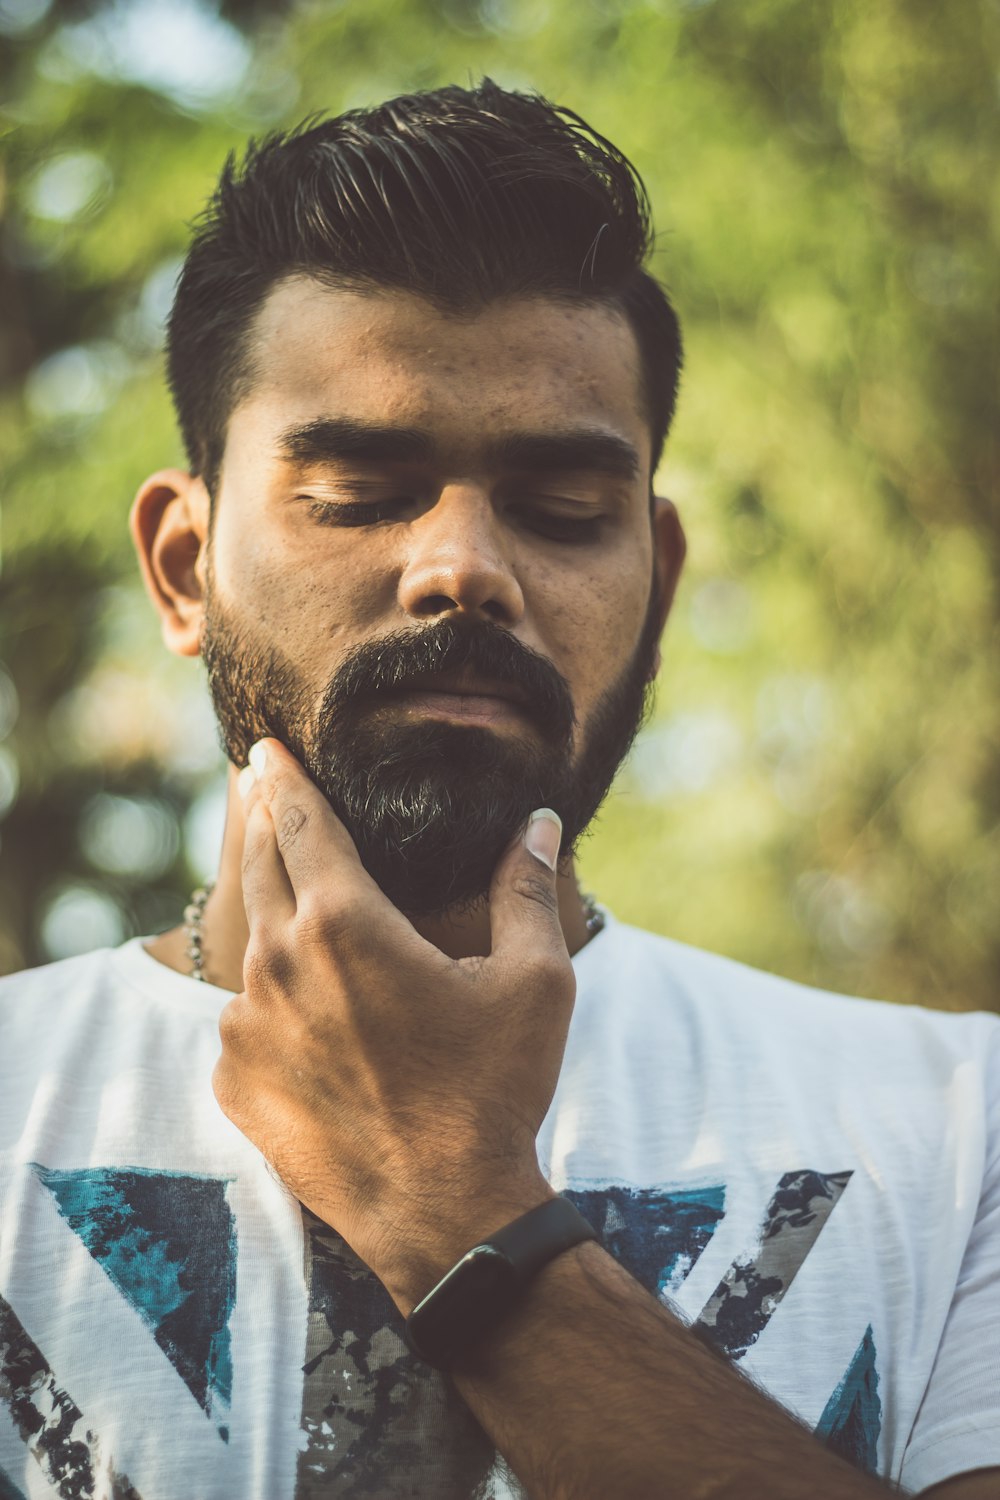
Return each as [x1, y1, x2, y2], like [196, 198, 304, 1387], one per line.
[0, 78, 996, 1500]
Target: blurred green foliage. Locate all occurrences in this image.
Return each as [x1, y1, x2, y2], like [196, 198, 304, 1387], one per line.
[1, 0, 997, 1011]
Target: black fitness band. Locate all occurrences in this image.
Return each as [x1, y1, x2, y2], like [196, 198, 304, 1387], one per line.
[404, 1195, 598, 1369]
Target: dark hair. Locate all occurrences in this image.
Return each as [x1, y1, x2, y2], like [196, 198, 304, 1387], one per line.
[167, 78, 682, 497]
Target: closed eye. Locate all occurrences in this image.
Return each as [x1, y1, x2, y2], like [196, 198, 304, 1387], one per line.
[510, 507, 605, 544]
[303, 495, 605, 543]
[304, 497, 414, 527]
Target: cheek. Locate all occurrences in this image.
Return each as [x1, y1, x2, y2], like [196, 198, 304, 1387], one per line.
[530, 553, 650, 721]
[542, 528, 653, 657]
[212, 516, 397, 656]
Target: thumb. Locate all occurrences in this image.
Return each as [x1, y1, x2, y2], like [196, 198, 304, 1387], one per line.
[488, 808, 569, 965]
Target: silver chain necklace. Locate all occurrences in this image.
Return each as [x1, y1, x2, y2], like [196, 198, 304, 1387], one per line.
[184, 882, 215, 982]
[183, 883, 604, 984]
[581, 891, 606, 937]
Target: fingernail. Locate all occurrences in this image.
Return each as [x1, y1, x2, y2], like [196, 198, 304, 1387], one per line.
[525, 808, 562, 871]
[237, 765, 255, 801]
[248, 741, 267, 778]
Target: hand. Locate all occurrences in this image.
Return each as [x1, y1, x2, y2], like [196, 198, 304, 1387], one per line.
[212, 738, 576, 1311]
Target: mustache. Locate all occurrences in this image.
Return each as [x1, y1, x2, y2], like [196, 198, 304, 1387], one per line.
[317, 618, 577, 742]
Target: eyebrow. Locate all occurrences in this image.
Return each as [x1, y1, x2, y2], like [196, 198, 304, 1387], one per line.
[276, 417, 641, 483]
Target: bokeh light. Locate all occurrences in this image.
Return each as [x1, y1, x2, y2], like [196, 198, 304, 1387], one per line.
[79, 792, 180, 881]
[40, 884, 127, 961]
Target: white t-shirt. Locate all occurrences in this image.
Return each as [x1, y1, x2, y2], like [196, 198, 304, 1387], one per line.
[0, 919, 997, 1500]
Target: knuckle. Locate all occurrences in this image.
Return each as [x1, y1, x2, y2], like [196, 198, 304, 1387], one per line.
[276, 803, 308, 850]
[217, 999, 242, 1047]
[296, 892, 366, 950]
[511, 871, 559, 916]
[211, 1056, 233, 1110]
[217, 995, 255, 1057]
[212, 1057, 250, 1129]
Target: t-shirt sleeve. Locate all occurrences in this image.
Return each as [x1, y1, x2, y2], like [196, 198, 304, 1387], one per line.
[898, 1023, 1000, 1494]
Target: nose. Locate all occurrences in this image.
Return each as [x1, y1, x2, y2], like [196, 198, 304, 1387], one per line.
[396, 486, 525, 626]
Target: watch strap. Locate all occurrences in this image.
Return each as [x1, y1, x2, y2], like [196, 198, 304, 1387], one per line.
[485, 1195, 598, 1281]
[404, 1195, 597, 1368]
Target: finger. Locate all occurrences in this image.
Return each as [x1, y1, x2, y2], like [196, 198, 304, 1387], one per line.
[239, 778, 295, 931]
[246, 738, 408, 929]
[247, 738, 368, 884]
[488, 808, 571, 973]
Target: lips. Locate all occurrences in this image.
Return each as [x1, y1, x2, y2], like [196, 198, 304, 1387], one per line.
[383, 669, 530, 708]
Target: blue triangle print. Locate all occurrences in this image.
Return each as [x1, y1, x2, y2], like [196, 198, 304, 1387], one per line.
[815, 1323, 882, 1475]
[565, 1183, 726, 1298]
[34, 1165, 236, 1436]
[0, 1467, 28, 1500]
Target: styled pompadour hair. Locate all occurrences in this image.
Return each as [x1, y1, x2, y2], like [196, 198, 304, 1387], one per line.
[167, 78, 682, 495]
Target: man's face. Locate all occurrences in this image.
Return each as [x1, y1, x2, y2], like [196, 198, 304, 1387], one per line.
[201, 278, 665, 913]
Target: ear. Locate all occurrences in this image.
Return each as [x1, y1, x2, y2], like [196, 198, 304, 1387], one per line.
[649, 495, 686, 677]
[129, 469, 211, 658]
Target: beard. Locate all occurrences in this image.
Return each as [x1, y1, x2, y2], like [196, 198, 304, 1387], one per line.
[201, 581, 660, 916]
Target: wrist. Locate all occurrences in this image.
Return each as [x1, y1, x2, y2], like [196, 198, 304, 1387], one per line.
[373, 1176, 558, 1316]
[404, 1194, 600, 1369]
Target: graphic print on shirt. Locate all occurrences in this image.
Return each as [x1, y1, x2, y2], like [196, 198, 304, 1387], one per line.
[296, 1210, 496, 1500]
[0, 1292, 143, 1500]
[694, 1169, 854, 1360]
[2, 1163, 860, 1497]
[294, 1172, 861, 1496]
[563, 1183, 726, 1298]
[294, 1184, 730, 1498]
[32, 1165, 237, 1439]
[0, 1464, 26, 1500]
[816, 1323, 882, 1474]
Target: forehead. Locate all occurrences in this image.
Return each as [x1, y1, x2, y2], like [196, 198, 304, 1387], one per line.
[237, 275, 650, 472]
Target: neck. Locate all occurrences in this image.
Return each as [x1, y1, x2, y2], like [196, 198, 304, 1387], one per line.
[146, 767, 596, 990]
